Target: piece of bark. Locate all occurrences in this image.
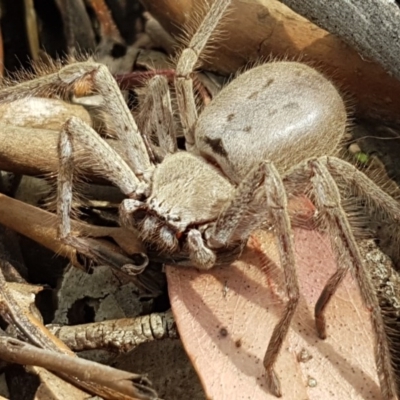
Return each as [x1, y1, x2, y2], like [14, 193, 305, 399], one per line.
[278, 0, 400, 82]
[24, 0, 40, 61]
[141, 0, 400, 125]
[48, 311, 177, 352]
[52, 264, 145, 326]
[54, 0, 96, 54]
[0, 22, 4, 77]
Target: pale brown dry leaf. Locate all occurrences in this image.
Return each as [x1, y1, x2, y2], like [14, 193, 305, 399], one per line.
[167, 228, 380, 399]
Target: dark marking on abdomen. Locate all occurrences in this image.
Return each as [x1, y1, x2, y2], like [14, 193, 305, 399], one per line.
[227, 113, 235, 122]
[203, 136, 228, 157]
[283, 102, 299, 110]
[263, 78, 274, 88]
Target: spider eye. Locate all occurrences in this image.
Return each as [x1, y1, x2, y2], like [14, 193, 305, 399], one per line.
[111, 43, 127, 58]
[132, 209, 146, 223]
[176, 232, 183, 239]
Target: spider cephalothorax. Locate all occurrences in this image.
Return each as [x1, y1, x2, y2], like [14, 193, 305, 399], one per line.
[122, 151, 242, 266]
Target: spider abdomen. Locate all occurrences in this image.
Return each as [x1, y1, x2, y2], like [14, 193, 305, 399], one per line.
[195, 61, 347, 184]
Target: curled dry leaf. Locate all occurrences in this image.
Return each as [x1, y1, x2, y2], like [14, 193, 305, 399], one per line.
[167, 228, 381, 399]
[0, 193, 147, 273]
[0, 265, 158, 400]
[0, 337, 158, 400]
[86, 0, 123, 43]
[0, 265, 92, 399]
[0, 97, 92, 130]
[0, 97, 128, 178]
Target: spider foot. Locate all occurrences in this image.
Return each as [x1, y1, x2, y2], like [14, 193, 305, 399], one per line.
[265, 368, 282, 398]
